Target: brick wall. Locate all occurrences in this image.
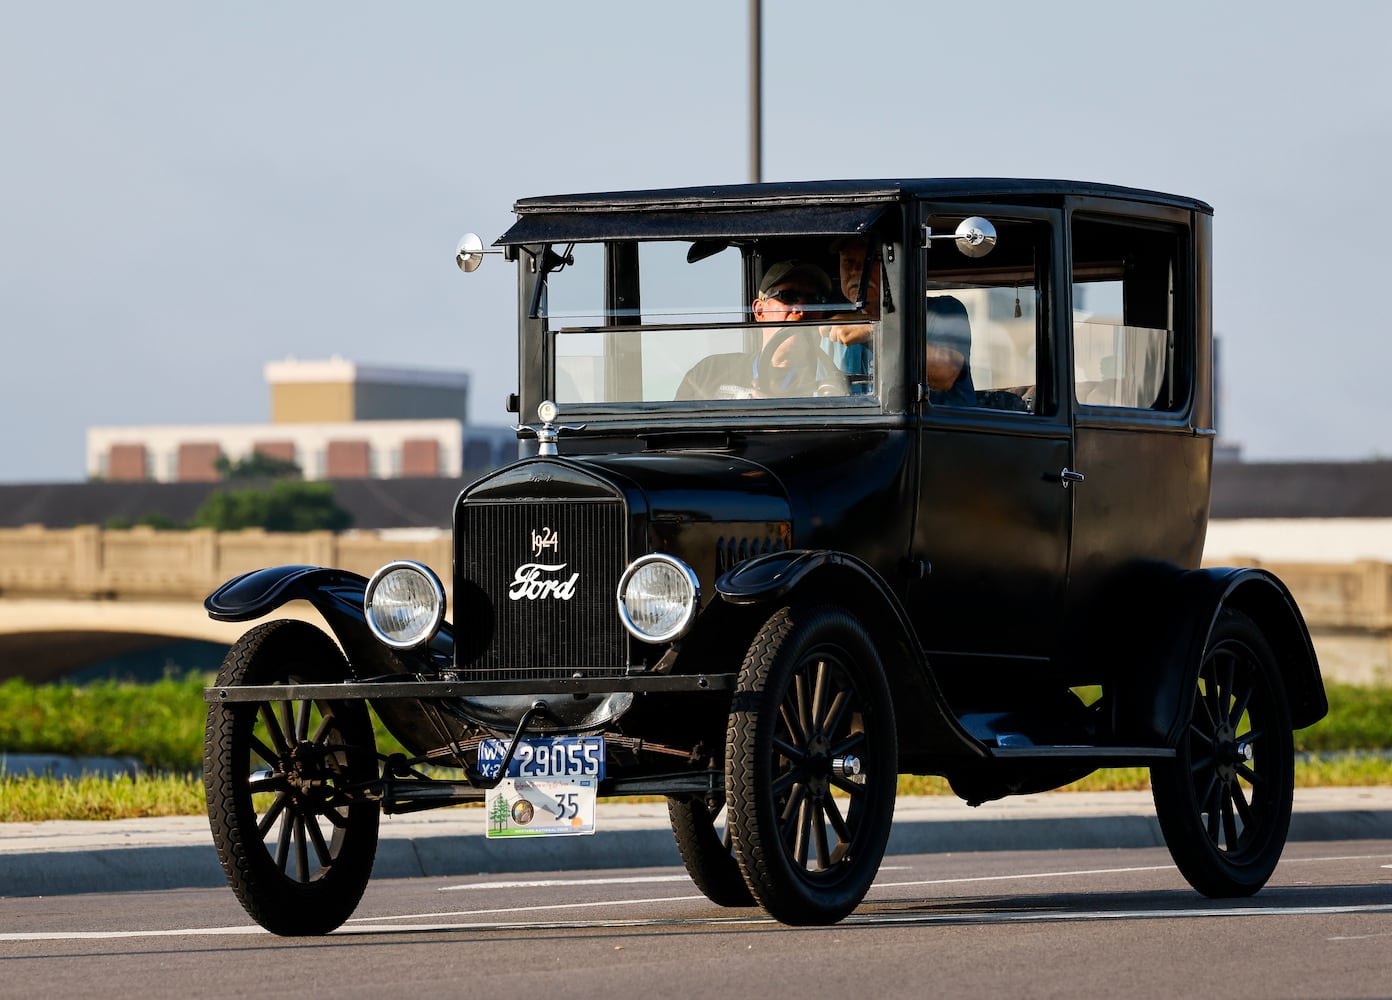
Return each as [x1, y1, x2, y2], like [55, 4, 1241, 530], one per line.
[253, 440, 297, 464]
[106, 444, 148, 481]
[177, 442, 223, 482]
[326, 440, 371, 479]
[400, 438, 440, 477]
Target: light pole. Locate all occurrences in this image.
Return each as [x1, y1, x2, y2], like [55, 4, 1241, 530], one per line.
[749, 0, 761, 183]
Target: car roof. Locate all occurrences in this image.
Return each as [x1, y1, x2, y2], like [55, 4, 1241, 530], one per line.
[512, 178, 1213, 216]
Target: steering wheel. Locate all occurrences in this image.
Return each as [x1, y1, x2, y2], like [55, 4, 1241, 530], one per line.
[755, 327, 849, 398]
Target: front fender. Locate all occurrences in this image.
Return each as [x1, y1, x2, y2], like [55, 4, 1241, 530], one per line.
[716, 549, 988, 765]
[205, 565, 452, 678]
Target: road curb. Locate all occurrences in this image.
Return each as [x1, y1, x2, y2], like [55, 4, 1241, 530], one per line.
[4, 791, 1390, 899]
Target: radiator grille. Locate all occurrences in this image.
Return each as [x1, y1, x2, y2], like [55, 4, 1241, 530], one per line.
[457, 498, 627, 679]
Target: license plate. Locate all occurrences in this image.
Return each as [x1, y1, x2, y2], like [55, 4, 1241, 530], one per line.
[481, 736, 604, 838]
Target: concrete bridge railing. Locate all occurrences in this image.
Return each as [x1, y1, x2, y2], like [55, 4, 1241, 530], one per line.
[0, 525, 451, 601]
[5, 526, 1392, 629]
[1, 527, 1390, 684]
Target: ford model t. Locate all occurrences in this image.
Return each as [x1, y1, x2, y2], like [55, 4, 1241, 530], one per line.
[203, 178, 1326, 934]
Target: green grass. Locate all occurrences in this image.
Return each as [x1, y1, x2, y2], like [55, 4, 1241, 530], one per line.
[0, 675, 209, 772]
[1, 676, 1389, 822]
[0, 772, 206, 822]
[1294, 682, 1392, 752]
[0, 674, 406, 773]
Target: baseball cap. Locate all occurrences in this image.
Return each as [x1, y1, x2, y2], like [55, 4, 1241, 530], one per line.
[758, 260, 833, 298]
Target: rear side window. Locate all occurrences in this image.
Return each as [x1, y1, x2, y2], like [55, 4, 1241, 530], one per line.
[1070, 217, 1187, 411]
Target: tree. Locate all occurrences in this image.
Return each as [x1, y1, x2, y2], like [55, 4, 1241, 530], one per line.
[489, 793, 511, 833]
[191, 481, 352, 533]
[214, 453, 302, 480]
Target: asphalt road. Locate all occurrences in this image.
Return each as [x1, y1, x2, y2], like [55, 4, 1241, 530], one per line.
[4, 841, 1391, 999]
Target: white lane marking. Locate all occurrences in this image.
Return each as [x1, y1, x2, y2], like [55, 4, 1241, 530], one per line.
[438, 866, 911, 893]
[0, 926, 267, 942]
[872, 854, 1392, 892]
[9, 902, 1392, 943]
[439, 875, 692, 892]
[845, 903, 1392, 927]
[21, 901, 1392, 943]
[873, 864, 1175, 889]
[350, 894, 708, 922]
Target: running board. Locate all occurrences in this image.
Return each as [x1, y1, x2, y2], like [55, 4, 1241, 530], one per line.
[988, 745, 1175, 764]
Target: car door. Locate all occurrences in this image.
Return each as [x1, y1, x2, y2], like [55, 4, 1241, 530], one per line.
[1062, 201, 1212, 651]
[905, 204, 1075, 677]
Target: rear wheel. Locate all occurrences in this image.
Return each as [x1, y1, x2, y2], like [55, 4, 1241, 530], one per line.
[1151, 609, 1294, 897]
[204, 620, 380, 935]
[667, 796, 754, 906]
[727, 605, 897, 925]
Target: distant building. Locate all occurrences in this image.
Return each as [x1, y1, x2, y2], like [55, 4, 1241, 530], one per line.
[87, 358, 515, 483]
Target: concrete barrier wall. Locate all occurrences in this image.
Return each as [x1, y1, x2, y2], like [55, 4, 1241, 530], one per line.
[2, 527, 1390, 683]
[4, 525, 1392, 629]
[2, 524, 1391, 638]
[0, 526, 452, 600]
[1200, 556, 1392, 633]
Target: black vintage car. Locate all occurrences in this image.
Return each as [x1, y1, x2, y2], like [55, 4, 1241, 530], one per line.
[203, 178, 1327, 934]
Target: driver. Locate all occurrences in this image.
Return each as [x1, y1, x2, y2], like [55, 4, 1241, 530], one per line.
[676, 261, 841, 400]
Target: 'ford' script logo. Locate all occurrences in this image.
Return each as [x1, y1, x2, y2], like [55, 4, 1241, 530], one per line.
[509, 562, 580, 601]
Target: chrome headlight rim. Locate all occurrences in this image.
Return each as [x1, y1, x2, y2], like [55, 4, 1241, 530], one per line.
[616, 553, 700, 644]
[364, 559, 446, 650]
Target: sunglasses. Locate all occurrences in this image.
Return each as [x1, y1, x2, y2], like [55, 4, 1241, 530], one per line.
[763, 287, 820, 305]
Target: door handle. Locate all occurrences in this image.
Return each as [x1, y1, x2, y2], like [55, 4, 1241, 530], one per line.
[1055, 468, 1085, 489]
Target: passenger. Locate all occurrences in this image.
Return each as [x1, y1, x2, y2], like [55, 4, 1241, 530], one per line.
[925, 295, 975, 406]
[676, 261, 838, 400]
[819, 236, 880, 376]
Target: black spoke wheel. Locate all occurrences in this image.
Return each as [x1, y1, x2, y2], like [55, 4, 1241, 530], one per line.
[1151, 609, 1293, 897]
[727, 605, 896, 925]
[204, 620, 380, 935]
[667, 795, 755, 907]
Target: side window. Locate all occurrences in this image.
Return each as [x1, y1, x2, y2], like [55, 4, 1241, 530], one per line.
[923, 216, 1048, 413]
[1071, 217, 1186, 410]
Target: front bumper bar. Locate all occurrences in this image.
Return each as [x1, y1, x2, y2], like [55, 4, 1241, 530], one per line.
[205, 673, 736, 704]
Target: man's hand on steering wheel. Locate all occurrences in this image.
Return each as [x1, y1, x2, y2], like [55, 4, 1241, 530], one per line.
[755, 327, 847, 398]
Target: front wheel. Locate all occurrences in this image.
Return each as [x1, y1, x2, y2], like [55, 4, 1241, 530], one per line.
[667, 796, 754, 907]
[1151, 609, 1294, 897]
[727, 605, 897, 925]
[204, 620, 380, 935]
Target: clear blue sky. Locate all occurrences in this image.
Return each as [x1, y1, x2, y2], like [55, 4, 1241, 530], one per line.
[3, 1, 1390, 483]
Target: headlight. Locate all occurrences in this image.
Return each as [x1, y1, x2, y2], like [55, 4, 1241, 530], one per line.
[617, 554, 700, 643]
[364, 560, 446, 650]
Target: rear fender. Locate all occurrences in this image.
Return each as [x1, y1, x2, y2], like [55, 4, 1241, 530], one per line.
[1112, 566, 1327, 745]
[716, 550, 987, 764]
[205, 565, 452, 678]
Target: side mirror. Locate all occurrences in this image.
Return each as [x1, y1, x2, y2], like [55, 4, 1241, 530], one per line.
[921, 216, 998, 258]
[455, 232, 502, 273]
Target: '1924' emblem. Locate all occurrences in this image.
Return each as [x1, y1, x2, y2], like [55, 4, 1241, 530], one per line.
[531, 527, 559, 557]
[509, 563, 580, 601]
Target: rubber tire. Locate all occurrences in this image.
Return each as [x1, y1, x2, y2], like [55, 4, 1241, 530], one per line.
[667, 796, 755, 907]
[1151, 609, 1294, 897]
[204, 620, 380, 935]
[727, 605, 897, 925]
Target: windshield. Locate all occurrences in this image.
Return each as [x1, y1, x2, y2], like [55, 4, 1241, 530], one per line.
[539, 234, 888, 407]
